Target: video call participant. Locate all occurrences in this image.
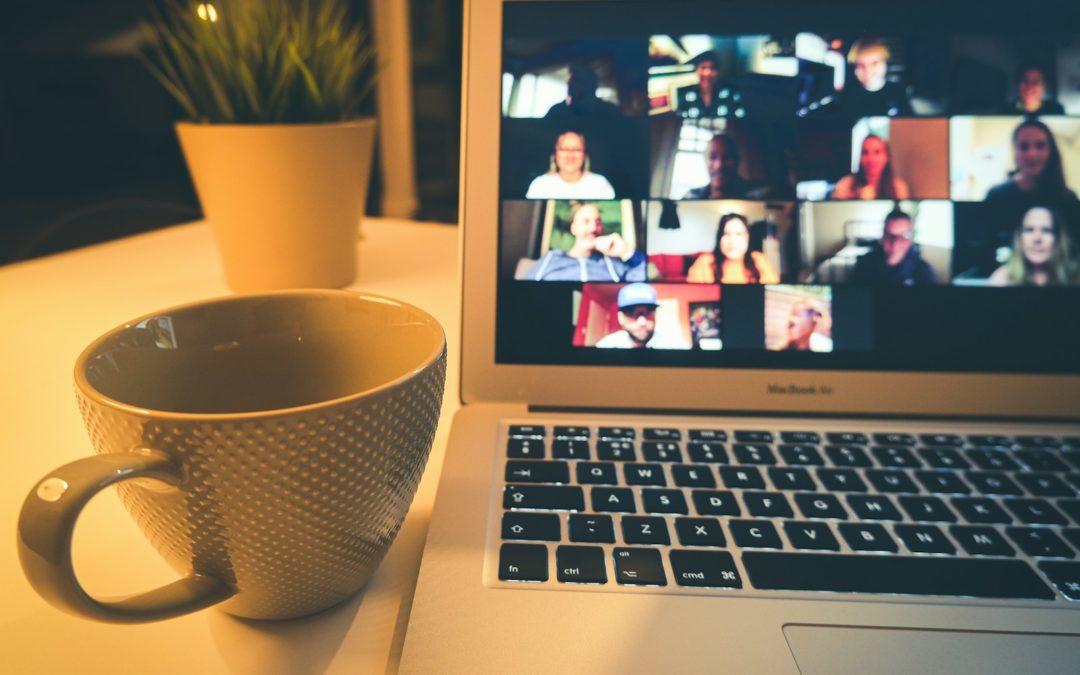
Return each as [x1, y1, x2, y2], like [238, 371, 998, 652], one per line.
[984, 118, 1080, 261]
[851, 208, 937, 285]
[988, 205, 1076, 286]
[526, 202, 647, 282]
[675, 50, 728, 118]
[831, 135, 910, 200]
[596, 283, 687, 349]
[687, 212, 780, 284]
[998, 64, 1066, 116]
[525, 130, 615, 199]
[778, 299, 833, 352]
[682, 134, 767, 200]
[545, 64, 623, 121]
[836, 39, 913, 118]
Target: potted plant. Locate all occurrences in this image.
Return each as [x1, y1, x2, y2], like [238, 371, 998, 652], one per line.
[142, 0, 378, 291]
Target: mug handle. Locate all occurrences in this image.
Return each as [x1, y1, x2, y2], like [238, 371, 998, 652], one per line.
[17, 449, 235, 623]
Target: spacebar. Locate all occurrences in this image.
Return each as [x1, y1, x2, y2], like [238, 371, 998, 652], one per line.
[742, 552, 1055, 600]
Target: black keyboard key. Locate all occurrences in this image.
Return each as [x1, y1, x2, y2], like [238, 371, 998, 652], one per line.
[502, 512, 561, 541]
[951, 526, 1016, 557]
[621, 516, 671, 545]
[689, 429, 727, 442]
[613, 547, 666, 586]
[554, 426, 590, 439]
[499, 543, 548, 582]
[1006, 527, 1075, 558]
[687, 441, 728, 464]
[914, 470, 971, 495]
[556, 545, 606, 584]
[674, 517, 726, 547]
[644, 428, 681, 441]
[825, 445, 872, 468]
[783, 521, 841, 551]
[769, 467, 817, 491]
[920, 433, 963, 446]
[816, 468, 868, 493]
[1004, 498, 1068, 525]
[576, 462, 618, 485]
[1015, 449, 1069, 473]
[1016, 473, 1074, 498]
[874, 433, 916, 446]
[734, 430, 773, 443]
[552, 438, 590, 460]
[918, 447, 970, 470]
[641, 489, 689, 515]
[671, 464, 717, 488]
[505, 460, 570, 484]
[827, 432, 868, 445]
[1038, 561, 1080, 600]
[509, 425, 545, 438]
[1015, 436, 1060, 448]
[670, 550, 742, 588]
[1060, 500, 1080, 524]
[568, 514, 616, 544]
[895, 524, 956, 555]
[872, 446, 922, 469]
[598, 426, 634, 440]
[966, 471, 1024, 496]
[733, 443, 776, 465]
[968, 435, 1011, 448]
[624, 463, 667, 487]
[692, 490, 741, 516]
[779, 444, 825, 466]
[951, 497, 1013, 524]
[795, 493, 848, 520]
[898, 496, 957, 523]
[730, 519, 784, 549]
[865, 469, 919, 494]
[1065, 451, 1080, 470]
[643, 441, 683, 463]
[967, 449, 1020, 472]
[720, 465, 765, 490]
[591, 487, 637, 513]
[838, 523, 898, 552]
[507, 437, 545, 459]
[744, 491, 794, 518]
[742, 552, 1054, 599]
[847, 495, 904, 521]
[781, 431, 821, 444]
[597, 439, 636, 462]
[504, 484, 585, 511]
[1062, 530, 1080, 555]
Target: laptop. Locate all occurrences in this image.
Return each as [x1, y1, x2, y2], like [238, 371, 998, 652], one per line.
[401, 0, 1080, 671]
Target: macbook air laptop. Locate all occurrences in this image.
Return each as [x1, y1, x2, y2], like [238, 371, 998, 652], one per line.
[401, 0, 1080, 671]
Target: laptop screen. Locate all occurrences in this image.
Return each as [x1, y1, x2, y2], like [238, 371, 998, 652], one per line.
[495, 0, 1080, 375]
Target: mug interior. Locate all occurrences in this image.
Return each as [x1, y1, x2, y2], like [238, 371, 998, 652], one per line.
[78, 292, 444, 415]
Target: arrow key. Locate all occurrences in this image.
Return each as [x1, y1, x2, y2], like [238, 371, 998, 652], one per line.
[502, 512, 561, 541]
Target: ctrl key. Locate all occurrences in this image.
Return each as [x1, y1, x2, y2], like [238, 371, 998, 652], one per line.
[1038, 561, 1080, 601]
[499, 543, 548, 582]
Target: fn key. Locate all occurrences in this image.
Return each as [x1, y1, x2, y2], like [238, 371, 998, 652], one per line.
[499, 543, 548, 582]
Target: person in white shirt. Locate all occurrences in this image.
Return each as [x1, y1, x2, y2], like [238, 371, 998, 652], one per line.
[595, 283, 690, 349]
[526, 130, 615, 199]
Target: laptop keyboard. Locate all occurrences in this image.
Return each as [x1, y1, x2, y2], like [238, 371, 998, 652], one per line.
[492, 423, 1080, 602]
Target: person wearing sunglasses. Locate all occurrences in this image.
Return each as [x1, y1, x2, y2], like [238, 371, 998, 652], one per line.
[851, 208, 937, 285]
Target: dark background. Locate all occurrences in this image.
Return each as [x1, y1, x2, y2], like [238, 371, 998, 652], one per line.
[0, 0, 462, 264]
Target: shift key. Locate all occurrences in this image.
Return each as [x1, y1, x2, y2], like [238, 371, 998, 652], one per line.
[504, 484, 585, 511]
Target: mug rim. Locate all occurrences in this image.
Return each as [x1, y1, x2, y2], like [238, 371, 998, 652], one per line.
[73, 289, 446, 421]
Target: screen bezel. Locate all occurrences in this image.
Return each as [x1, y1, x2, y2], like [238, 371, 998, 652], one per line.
[459, 0, 1080, 418]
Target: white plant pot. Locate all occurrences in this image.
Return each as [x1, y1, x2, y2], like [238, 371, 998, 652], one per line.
[177, 119, 376, 291]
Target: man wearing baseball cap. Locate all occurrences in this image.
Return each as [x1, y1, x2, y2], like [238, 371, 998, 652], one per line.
[595, 283, 688, 349]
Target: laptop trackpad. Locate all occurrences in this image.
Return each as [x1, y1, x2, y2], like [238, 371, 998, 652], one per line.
[784, 624, 1080, 675]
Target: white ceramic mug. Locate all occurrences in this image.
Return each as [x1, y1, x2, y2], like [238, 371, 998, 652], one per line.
[18, 290, 446, 622]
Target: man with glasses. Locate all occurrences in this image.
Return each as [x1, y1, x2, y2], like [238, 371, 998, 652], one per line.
[851, 208, 937, 285]
[596, 283, 689, 349]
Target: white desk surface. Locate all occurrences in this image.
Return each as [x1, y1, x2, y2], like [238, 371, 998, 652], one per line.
[0, 218, 461, 674]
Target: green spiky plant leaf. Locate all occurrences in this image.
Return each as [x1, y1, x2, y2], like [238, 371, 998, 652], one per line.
[141, 0, 378, 123]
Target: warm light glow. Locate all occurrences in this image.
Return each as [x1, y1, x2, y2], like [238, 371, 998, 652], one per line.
[196, 3, 219, 22]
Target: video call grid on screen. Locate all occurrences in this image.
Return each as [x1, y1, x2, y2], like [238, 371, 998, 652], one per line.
[494, 0, 1080, 374]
